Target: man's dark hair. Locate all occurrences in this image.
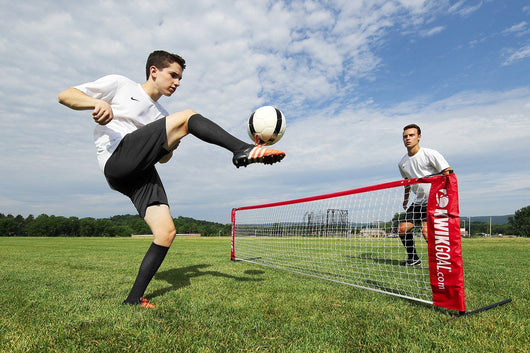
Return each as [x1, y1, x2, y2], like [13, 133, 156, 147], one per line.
[403, 123, 421, 135]
[145, 50, 186, 80]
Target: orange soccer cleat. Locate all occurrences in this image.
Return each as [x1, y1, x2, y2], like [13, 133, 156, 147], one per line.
[233, 145, 285, 168]
[139, 297, 157, 309]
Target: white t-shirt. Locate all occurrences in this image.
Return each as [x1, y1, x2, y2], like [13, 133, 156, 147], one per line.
[398, 147, 450, 204]
[75, 75, 169, 171]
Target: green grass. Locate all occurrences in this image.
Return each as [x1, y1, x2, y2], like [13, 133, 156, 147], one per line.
[0, 237, 528, 352]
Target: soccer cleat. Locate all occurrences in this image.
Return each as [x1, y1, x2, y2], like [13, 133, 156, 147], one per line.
[232, 145, 285, 168]
[139, 297, 157, 309]
[401, 258, 422, 267]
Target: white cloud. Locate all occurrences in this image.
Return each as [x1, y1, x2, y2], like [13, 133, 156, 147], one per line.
[502, 45, 530, 66]
[420, 25, 445, 37]
[448, 0, 483, 17]
[503, 21, 528, 35]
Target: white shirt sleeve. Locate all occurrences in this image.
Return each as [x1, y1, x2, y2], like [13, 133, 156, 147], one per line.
[425, 148, 450, 173]
[74, 74, 122, 102]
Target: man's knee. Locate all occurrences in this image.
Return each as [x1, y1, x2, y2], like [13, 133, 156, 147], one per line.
[144, 204, 177, 246]
[159, 226, 177, 241]
[166, 109, 197, 142]
[153, 225, 176, 247]
[167, 109, 197, 125]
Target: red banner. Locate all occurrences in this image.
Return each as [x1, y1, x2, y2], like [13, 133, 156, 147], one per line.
[425, 173, 465, 312]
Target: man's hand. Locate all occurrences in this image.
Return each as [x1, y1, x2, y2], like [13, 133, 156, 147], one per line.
[92, 101, 113, 125]
[58, 87, 114, 125]
[403, 185, 410, 210]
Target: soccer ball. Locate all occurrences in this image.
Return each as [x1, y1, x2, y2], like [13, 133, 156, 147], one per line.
[247, 106, 286, 145]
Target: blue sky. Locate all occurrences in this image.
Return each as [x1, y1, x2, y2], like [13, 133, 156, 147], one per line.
[1, 0, 529, 223]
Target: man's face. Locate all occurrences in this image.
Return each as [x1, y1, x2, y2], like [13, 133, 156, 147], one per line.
[152, 62, 183, 97]
[403, 128, 420, 150]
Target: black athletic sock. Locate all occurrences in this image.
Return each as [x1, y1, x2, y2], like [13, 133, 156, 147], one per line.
[400, 233, 418, 260]
[123, 242, 169, 305]
[187, 114, 251, 153]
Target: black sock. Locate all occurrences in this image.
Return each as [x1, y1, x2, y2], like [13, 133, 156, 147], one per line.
[123, 242, 169, 305]
[400, 233, 418, 260]
[187, 114, 251, 153]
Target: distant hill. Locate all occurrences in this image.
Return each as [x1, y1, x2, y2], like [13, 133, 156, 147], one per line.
[468, 215, 513, 225]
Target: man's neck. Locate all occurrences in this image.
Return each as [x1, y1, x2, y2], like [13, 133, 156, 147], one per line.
[408, 145, 420, 156]
[141, 81, 162, 102]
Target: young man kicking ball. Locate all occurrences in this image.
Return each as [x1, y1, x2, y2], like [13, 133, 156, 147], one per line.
[397, 124, 451, 266]
[58, 50, 285, 308]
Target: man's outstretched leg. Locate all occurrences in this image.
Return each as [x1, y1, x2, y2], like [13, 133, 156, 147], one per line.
[165, 110, 285, 167]
[123, 204, 176, 309]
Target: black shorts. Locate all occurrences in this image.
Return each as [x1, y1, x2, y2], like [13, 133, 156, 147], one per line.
[404, 203, 427, 224]
[104, 117, 170, 218]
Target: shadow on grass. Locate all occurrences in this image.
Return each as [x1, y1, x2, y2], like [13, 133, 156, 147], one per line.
[149, 264, 264, 299]
[345, 253, 428, 269]
[344, 253, 403, 266]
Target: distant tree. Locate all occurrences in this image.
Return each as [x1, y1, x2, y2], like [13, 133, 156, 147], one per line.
[25, 214, 54, 236]
[1, 213, 231, 237]
[79, 217, 97, 237]
[0, 214, 19, 236]
[470, 222, 489, 236]
[509, 205, 530, 237]
[109, 214, 149, 235]
[67, 216, 80, 236]
[111, 225, 133, 237]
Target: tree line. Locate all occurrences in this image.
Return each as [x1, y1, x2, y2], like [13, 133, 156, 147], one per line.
[386, 205, 529, 237]
[1, 205, 528, 237]
[392, 205, 529, 237]
[460, 205, 529, 237]
[0, 213, 231, 237]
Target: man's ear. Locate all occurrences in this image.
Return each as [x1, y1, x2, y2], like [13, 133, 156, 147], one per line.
[149, 65, 158, 79]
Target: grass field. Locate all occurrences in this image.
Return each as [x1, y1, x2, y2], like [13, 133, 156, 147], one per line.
[0, 237, 528, 352]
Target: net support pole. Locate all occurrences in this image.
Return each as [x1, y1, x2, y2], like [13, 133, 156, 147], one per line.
[230, 208, 236, 261]
[425, 173, 466, 312]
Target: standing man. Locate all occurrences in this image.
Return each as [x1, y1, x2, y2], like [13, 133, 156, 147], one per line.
[58, 50, 285, 308]
[397, 124, 451, 266]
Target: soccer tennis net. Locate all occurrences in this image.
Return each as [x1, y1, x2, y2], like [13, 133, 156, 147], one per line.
[231, 173, 465, 312]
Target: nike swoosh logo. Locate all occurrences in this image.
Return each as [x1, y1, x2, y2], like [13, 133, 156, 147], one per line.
[130, 97, 139, 101]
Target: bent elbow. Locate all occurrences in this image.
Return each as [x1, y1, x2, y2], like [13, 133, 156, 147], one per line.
[58, 91, 68, 106]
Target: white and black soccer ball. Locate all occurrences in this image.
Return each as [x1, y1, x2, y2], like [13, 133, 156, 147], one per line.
[247, 106, 286, 145]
